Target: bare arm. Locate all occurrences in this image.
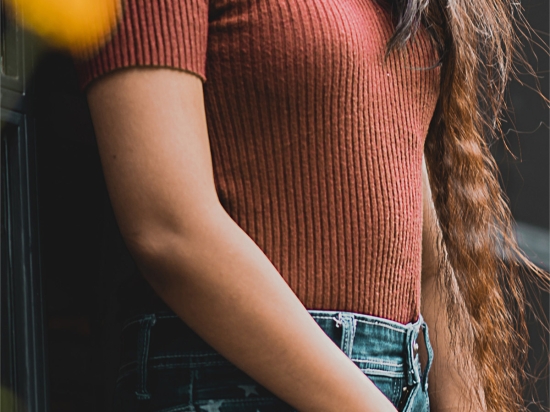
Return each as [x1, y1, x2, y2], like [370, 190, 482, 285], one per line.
[86, 67, 398, 412]
[420, 155, 486, 411]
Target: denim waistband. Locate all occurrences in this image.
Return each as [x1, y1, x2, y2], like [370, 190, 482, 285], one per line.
[307, 310, 432, 389]
[118, 309, 433, 402]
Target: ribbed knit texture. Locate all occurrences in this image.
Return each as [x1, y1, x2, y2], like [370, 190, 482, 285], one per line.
[76, 0, 440, 324]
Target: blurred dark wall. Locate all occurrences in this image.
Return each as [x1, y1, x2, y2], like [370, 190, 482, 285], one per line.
[33, 51, 107, 412]
[493, 0, 549, 232]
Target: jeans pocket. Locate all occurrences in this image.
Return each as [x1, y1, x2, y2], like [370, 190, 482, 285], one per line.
[354, 358, 407, 408]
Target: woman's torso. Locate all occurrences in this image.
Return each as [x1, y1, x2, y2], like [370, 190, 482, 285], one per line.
[202, 0, 440, 323]
[78, 0, 441, 324]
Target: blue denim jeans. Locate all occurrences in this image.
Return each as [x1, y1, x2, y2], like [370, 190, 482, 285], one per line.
[113, 310, 433, 412]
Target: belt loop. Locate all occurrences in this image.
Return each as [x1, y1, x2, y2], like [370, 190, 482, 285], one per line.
[338, 313, 357, 358]
[405, 316, 423, 386]
[135, 314, 157, 400]
[405, 328, 417, 386]
[421, 320, 434, 391]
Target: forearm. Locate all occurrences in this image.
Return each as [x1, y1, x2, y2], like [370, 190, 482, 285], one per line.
[130, 206, 396, 412]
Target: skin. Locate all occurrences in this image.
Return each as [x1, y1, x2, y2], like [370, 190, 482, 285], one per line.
[86, 66, 483, 411]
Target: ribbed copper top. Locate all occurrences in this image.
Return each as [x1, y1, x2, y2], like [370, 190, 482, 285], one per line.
[76, 0, 440, 324]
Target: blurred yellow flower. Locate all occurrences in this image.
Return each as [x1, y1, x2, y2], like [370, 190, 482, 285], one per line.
[4, 0, 121, 56]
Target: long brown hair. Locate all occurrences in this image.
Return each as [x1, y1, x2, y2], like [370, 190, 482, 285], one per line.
[378, 0, 550, 410]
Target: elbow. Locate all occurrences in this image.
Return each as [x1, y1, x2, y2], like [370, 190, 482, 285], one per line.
[122, 223, 187, 285]
[121, 196, 225, 252]
[119, 204, 227, 284]
[123, 223, 202, 295]
[123, 224, 178, 263]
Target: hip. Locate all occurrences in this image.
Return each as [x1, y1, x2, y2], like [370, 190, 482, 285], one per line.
[113, 309, 433, 412]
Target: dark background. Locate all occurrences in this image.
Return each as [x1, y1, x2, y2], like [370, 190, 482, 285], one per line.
[27, 1, 548, 411]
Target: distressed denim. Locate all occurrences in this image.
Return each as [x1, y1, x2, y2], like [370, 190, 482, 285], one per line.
[113, 310, 433, 412]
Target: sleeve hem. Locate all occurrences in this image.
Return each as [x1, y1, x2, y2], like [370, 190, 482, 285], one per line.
[77, 63, 207, 93]
[74, 0, 209, 92]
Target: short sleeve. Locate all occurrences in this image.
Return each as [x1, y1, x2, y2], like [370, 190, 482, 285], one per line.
[74, 0, 209, 91]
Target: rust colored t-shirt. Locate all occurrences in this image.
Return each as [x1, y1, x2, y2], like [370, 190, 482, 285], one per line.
[76, 0, 440, 324]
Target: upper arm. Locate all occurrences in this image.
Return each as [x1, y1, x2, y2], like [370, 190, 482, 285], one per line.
[86, 68, 221, 251]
